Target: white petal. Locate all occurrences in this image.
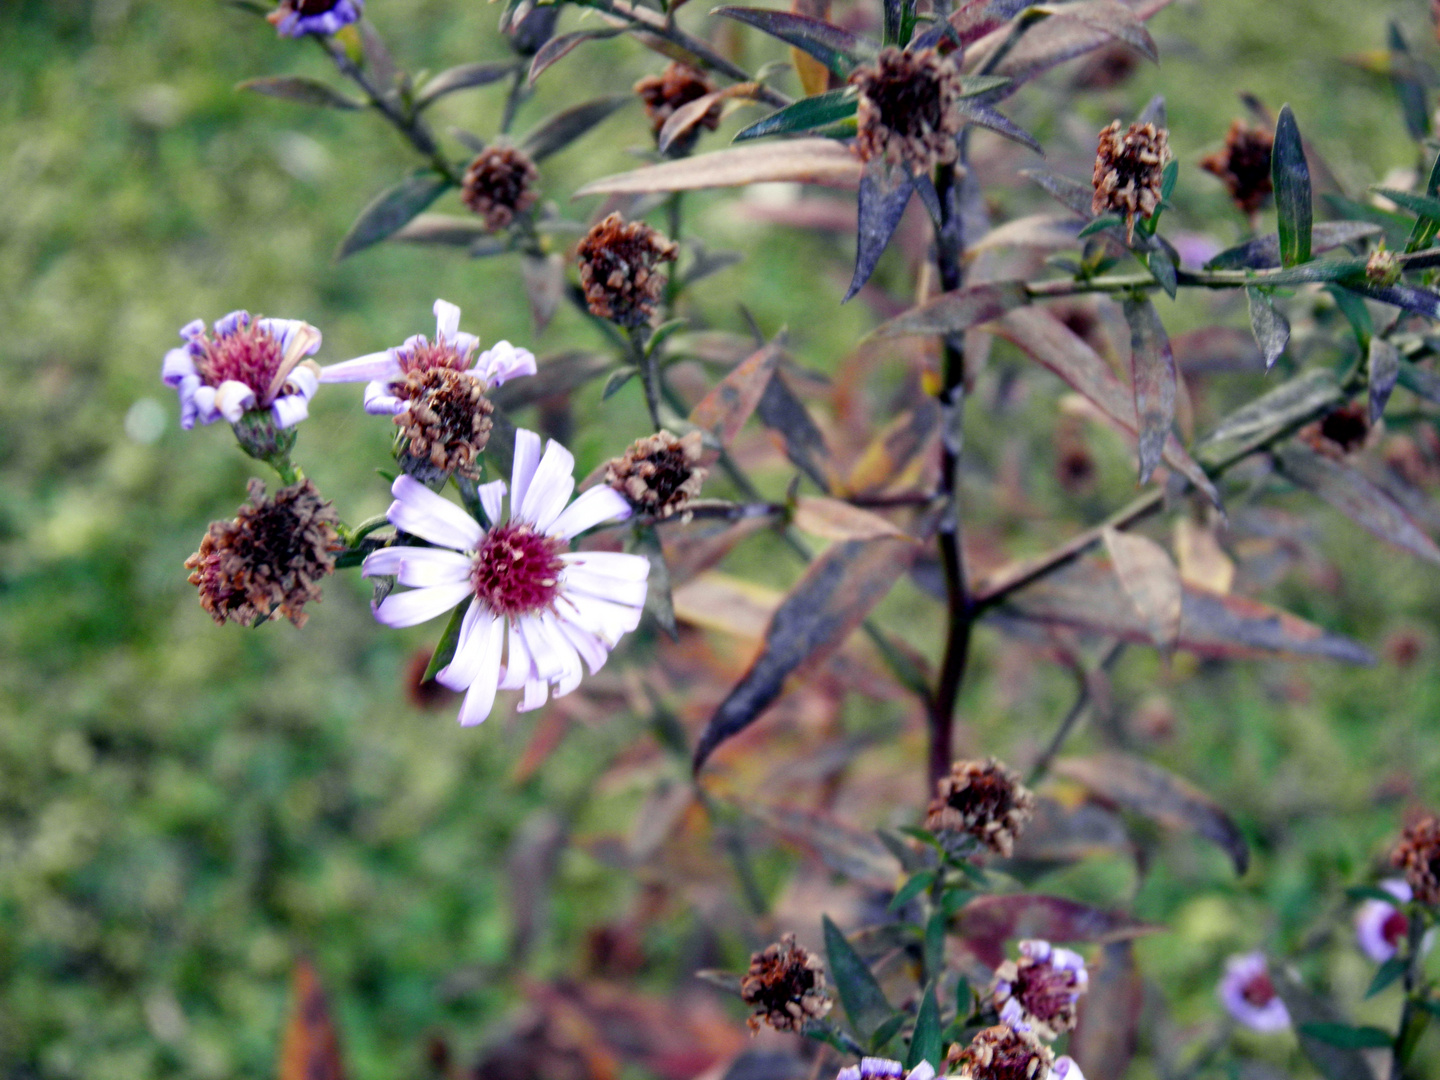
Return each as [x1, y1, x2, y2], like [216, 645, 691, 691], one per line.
[436, 602, 496, 691]
[518, 439, 575, 531]
[559, 551, 652, 581]
[271, 394, 309, 429]
[518, 679, 549, 712]
[540, 612, 583, 697]
[364, 381, 405, 415]
[320, 351, 401, 383]
[477, 479, 507, 526]
[387, 475, 485, 551]
[557, 591, 642, 642]
[498, 619, 533, 690]
[454, 618, 505, 726]
[518, 616, 565, 682]
[361, 547, 408, 577]
[392, 547, 475, 587]
[561, 566, 647, 608]
[548, 486, 632, 539]
[162, 347, 195, 386]
[287, 365, 320, 400]
[215, 380, 256, 423]
[192, 385, 219, 424]
[476, 341, 538, 387]
[434, 299, 462, 342]
[510, 429, 543, 520]
[372, 583, 472, 628]
[909, 1066, 936, 1080]
[556, 617, 610, 675]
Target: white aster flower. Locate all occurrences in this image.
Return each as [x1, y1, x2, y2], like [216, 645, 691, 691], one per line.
[319, 298, 536, 414]
[363, 429, 649, 726]
[161, 311, 321, 430]
[836, 1059, 933, 1080]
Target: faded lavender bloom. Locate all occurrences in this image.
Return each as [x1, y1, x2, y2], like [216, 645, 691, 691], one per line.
[1392, 814, 1440, 906]
[1217, 952, 1290, 1032]
[1355, 879, 1413, 963]
[185, 479, 342, 628]
[946, 1024, 1054, 1080]
[635, 63, 722, 153]
[740, 933, 832, 1033]
[363, 430, 649, 725]
[162, 312, 322, 431]
[1366, 246, 1403, 287]
[993, 940, 1089, 1040]
[576, 213, 678, 328]
[604, 430, 706, 520]
[1200, 121, 1274, 216]
[925, 758, 1036, 857]
[461, 146, 540, 232]
[1092, 120, 1172, 242]
[851, 47, 964, 175]
[837, 1060, 935, 1080]
[1050, 1059, 1084, 1080]
[268, 0, 363, 37]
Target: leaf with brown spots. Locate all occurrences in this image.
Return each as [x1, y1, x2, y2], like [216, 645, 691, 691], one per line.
[870, 281, 1030, 338]
[792, 496, 910, 541]
[1121, 296, 1177, 485]
[845, 399, 942, 495]
[279, 958, 345, 1080]
[954, 895, 1161, 969]
[689, 342, 781, 451]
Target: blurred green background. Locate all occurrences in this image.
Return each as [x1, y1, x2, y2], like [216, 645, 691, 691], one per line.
[5, 0, 1440, 1077]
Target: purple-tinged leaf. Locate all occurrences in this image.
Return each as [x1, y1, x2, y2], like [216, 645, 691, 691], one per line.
[520, 95, 631, 162]
[1021, 168, 1095, 218]
[756, 372, 839, 493]
[1398, 359, 1440, 404]
[954, 894, 1161, 970]
[358, 19, 396, 91]
[1272, 105, 1313, 267]
[1388, 21, 1431, 143]
[1345, 281, 1440, 320]
[733, 87, 859, 144]
[955, 97, 1042, 154]
[659, 82, 762, 153]
[845, 160, 914, 302]
[575, 138, 863, 196]
[337, 172, 452, 259]
[236, 76, 365, 110]
[1246, 287, 1290, 369]
[1205, 221, 1381, 270]
[1275, 444, 1440, 565]
[712, 6, 877, 76]
[1009, 797, 1131, 863]
[1121, 296, 1177, 485]
[390, 214, 494, 247]
[521, 253, 565, 334]
[1369, 338, 1401, 423]
[970, 0, 1159, 95]
[749, 803, 899, 887]
[1072, 943, 1143, 1080]
[1197, 369, 1343, 450]
[527, 28, 627, 85]
[689, 341, 781, 449]
[415, 61, 518, 109]
[1102, 528, 1181, 652]
[872, 281, 1029, 337]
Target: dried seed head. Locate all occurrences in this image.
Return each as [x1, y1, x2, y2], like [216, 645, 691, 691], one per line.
[635, 63, 721, 153]
[946, 1025, 1054, 1080]
[185, 479, 342, 628]
[992, 941, 1089, 1040]
[393, 367, 495, 481]
[604, 430, 706, 520]
[851, 47, 964, 175]
[924, 758, 1036, 857]
[1092, 120, 1172, 243]
[1300, 402, 1370, 457]
[1199, 121, 1274, 216]
[1366, 247, 1403, 287]
[739, 933, 833, 1033]
[576, 213, 678, 328]
[1392, 813, 1440, 906]
[461, 146, 541, 232]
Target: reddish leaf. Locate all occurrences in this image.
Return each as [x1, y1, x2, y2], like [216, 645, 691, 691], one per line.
[846, 159, 915, 302]
[793, 496, 910, 541]
[688, 342, 781, 450]
[672, 571, 780, 640]
[955, 895, 1161, 969]
[871, 281, 1030, 338]
[657, 83, 762, 154]
[279, 959, 345, 1080]
[1071, 942, 1143, 1079]
[1103, 528, 1181, 652]
[846, 399, 942, 495]
[1122, 296, 1177, 485]
[574, 140, 863, 196]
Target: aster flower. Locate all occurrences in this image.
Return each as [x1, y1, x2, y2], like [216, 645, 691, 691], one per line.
[1217, 952, 1290, 1032]
[162, 311, 322, 431]
[1392, 813, 1440, 906]
[268, 0, 363, 37]
[362, 429, 649, 725]
[836, 1059, 935, 1080]
[1092, 120, 1172, 243]
[946, 1024, 1054, 1080]
[1355, 879, 1413, 963]
[850, 47, 964, 176]
[740, 933, 833, 1033]
[924, 758, 1036, 857]
[993, 940, 1089, 1041]
[576, 213, 678, 328]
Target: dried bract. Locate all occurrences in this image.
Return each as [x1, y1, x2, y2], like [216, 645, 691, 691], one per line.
[1200, 121, 1274, 216]
[461, 146, 540, 232]
[393, 367, 495, 481]
[605, 430, 706, 520]
[1092, 120, 1172, 242]
[576, 213, 678, 328]
[739, 933, 832, 1033]
[1393, 813, 1440, 906]
[851, 47, 964, 175]
[635, 63, 721, 153]
[924, 758, 1036, 856]
[946, 1024, 1054, 1080]
[185, 479, 342, 628]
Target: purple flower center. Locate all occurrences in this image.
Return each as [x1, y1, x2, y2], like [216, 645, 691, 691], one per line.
[193, 317, 285, 401]
[1383, 910, 1410, 947]
[1240, 971, 1276, 1007]
[1013, 961, 1080, 1024]
[396, 336, 474, 377]
[293, 0, 341, 13]
[471, 523, 565, 618]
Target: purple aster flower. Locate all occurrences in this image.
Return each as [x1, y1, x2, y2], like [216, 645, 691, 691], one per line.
[836, 1059, 934, 1080]
[363, 429, 648, 726]
[161, 312, 321, 431]
[1356, 879, 1414, 963]
[1051, 1058, 1084, 1080]
[319, 299, 536, 414]
[993, 939, 1089, 1040]
[268, 0, 364, 38]
[1218, 952, 1290, 1032]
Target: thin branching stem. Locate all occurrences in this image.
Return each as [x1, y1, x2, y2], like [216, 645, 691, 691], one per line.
[1029, 641, 1125, 783]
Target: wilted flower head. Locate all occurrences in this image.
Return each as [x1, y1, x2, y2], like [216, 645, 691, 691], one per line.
[635, 63, 722, 153]
[851, 47, 963, 175]
[363, 429, 649, 725]
[1200, 121, 1274, 216]
[993, 940, 1089, 1040]
[740, 933, 832, 1033]
[604, 430, 706, 520]
[946, 1024, 1054, 1080]
[925, 758, 1036, 857]
[576, 213, 678, 328]
[1301, 402, 1371, 458]
[185, 478, 341, 628]
[1355, 879, 1413, 963]
[1392, 813, 1440, 906]
[162, 312, 322, 432]
[1092, 120, 1172, 242]
[461, 145, 541, 232]
[1217, 952, 1290, 1032]
[268, 0, 363, 37]
[837, 1059, 935, 1080]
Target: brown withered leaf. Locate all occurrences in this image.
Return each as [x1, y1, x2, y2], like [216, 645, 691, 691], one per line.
[672, 571, 781, 641]
[279, 958, 345, 1080]
[1122, 296, 1177, 485]
[657, 83, 762, 154]
[522, 253, 566, 334]
[689, 342, 781, 452]
[793, 496, 910, 541]
[1102, 528, 1181, 652]
[954, 894, 1161, 969]
[693, 536, 917, 771]
[1054, 752, 1249, 874]
[968, 215, 1087, 255]
[747, 802, 900, 887]
[846, 399, 942, 496]
[1173, 517, 1234, 593]
[757, 370, 841, 493]
[574, 139, 863, 197]
[1071, 942, 1143, 1079]
[969, 0, 1164, 94]
[871, 281, 1030, 338]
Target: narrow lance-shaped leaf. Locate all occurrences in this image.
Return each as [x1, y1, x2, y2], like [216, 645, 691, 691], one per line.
[1121, 296, 1177, 485]
[1371, 186, 1440, 223]
[689, 342, 781, 449]
[1272, 104, 1313, 267]
[414, 61, 517, 109]
[906, 985, 943, 1068]
[1276, 976, 1380, 1080]
[527, 28, 626, 85]
[279, 959, 346, 1080]
[236, 76, 365, 110]
[337, 172, 452, 259]
[871, 281, 1029, 338]
[955, 97, 1042, 154]
[846, 161, 913, 302]
[519, 95, 631, 163]
[755, 372, 839, 493]
[1197, 368, 1343, 450]
[1408, 149, 1440, 252]
[821, 915, 893, 1040]
[631, 525, 678, 640]
[1246, 286, 1290, 369]
[422, 597, 473, 682]
[1346, 281, 1440, 321]
[1369, 338, 1401, 423]
[658, 85, 755, 154]
[1205, 220, 1381, 270]
[574, 138, 863, 196]
[734, 87, 859, 143]
[712, 6, 877, 77]
[1022, 168, 1095, 219]
[954, 894, 1162, 970]
[1102, 528, 1180, 653]
[793, 496, 909, 541]
[1388, 21, 1430, 143]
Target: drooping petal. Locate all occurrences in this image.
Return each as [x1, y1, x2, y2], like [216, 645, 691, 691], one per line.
[518, 679, 549, 712]
[162, 347, 196, 386]
[561, 565, 648, 608]
[557, 591, 642, 643]
[434, 299, 462, 342]
[559, 550, 652, 581]
[320, 351, 402, 384]
[378, 547, 476, 587]
[361, 547, 408, 577]
[498, 618, 533, 690]
[548, 486, 632, 539]
[452, 332, 480, 360]
[387, 475, 485, 551]
[191, 385, 219, 424]
[271, 394, 309, 429]
[215, 380, 257, 423]
[363, 381, 405, 415]
[477, 479, 507, 526]
[539, 612, 584, 697]
[510, 428, 543, 520]
[518, 615, 565, 682]
[517, 439, 575, 531]
[372, 582, 472, 627]
[475, 341, 538, 387]
[436, 602, 496, 691]
[454, 618, 505, 726]
[556, 616, 610, 675]
[179, 318, 206, 342]
[177, 374, 202, 430]
[287, 364, 320, 401]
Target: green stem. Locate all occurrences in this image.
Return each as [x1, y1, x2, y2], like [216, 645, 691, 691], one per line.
[629, 325, 663, 430]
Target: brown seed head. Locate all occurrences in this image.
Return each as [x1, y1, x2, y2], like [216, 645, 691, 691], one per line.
[604, 430, 706, 520]
[739, 933, 833, 1033]
[185, 479, 342, 628]
[461, 145, 541, 232]
[925, 758, 1036, 857]
[635, 63, 721, 152]
[1199, 121, 1274, 216]
[1393, 813, 1440, 906]
[576, 213, 678, 328]
[1092, 120, 1172, 242]
[1300, 402, 1370, 458]
[945, 1025, 1054, 1080]
[393, 367, 495, 481]
[850, 47, 964, 175]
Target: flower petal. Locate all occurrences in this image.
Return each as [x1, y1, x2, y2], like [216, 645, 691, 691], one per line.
[177, 374, 202, 430]
[498, 619, 533, 690]
[364, 381, 405, 415]
[162, 347, 196, 386]
[454, 617, 505, 726]
[192, 385, 219, 425]
[215, 380, 256, 423]
[287, 364, 320, 400]
[437, 602, 495, 691]
[548, 486, 631, 539]
[271, 394, 309, 429]
[559, 551, 652, 581]
[562, 565, 647, 608]
[478, 479, 507, 526]
[387, 475, 485, 551]
[518, 439, 575, 531]
[361, 547, 408, 577]
[434, 299, 462, 342]
[556, 616, 610, 675]
[475, 341, 538, 387]
[372, 582, 472, 628]
[320, 351, 402, 384]
[372, 547, 475, 587]
[510, 428, 543, 521]
[540, 613, 584, 697]
[518, 679, 549, 712]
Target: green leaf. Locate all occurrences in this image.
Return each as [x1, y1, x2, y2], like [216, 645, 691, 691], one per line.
[1160, 158, 1179, 201]
[603, 367, 637, 400]
[1146, 247, 1177, 299]
[1398, 358, 1440, 405]
[1370, 186, 1440, 224]
[645, 319, 689, 358]
[906, 986, 943, 1069]
[1347, 884, 1405, 904]
[711, 6, 876, 77]
[822, 915, 892, 1041]
[960, 75, 1011, 98]
[888, 869, 936, 912]
[1365, 955, 1407, 999]
[734, 88, 859, 143]
[1325, 284, 1374, 351]
[236, 76, 365, 110]
[955, 976, 972, 1019]
[923, 908, 945, 983]
[414, 61, 517, 109]
[1246, 287, 1290, 370]
[519, 96, 632, 163]
[1388, 22, 1431, 143]
[337, 172, 452, 259]
[1407, 149, 1440, 252]
[869, 1013, 907, 1054]
[422, 596, 472, 682]
[1272, 104, 1313, 267]
[1078, 214, 1123, 239]
[898, 826, 942, 849]
[1295, 1023, 1393, 1050]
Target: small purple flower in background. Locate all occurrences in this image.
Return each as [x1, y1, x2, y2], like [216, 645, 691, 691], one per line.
[1355, 879, 1414, 963]
[1218, 952, 1290, 1032]
[268, 0, 363, 38]
[363, 429, 648, 725]
[162, 312, 321, 430]
[993, 939, 1089, 1040]
[1051, 1058, 1085, 1080]
[836, 1059, 934, 1080]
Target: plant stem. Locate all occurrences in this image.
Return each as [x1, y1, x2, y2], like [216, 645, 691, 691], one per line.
[1029, 641, 1125, 783]
[629, 325, 663, 430]
[1391, 910, 1429, 1080]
